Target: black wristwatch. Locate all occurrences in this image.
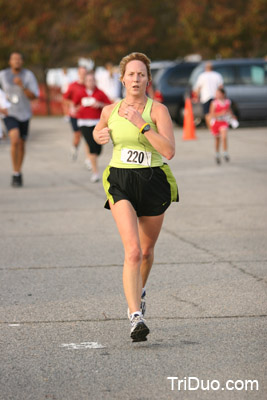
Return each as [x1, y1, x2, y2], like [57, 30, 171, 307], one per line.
[140, 123, 151, 134]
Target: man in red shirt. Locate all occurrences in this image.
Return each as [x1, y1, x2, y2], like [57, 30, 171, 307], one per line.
[76, 71, 111, 182]
[63, 66, 90, 164]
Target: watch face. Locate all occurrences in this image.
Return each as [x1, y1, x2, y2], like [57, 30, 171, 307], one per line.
[143, 124, 151, 133]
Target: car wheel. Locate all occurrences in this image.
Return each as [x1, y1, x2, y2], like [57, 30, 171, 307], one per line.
[177, 106, 202, 127]
[176, 106, 185, 126]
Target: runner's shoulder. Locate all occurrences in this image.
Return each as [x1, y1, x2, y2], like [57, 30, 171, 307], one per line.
[101, 101, 119, 118]
[151, 99, 169, 114]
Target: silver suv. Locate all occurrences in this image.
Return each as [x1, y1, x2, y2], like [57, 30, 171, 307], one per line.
[188, 59, 267, 124]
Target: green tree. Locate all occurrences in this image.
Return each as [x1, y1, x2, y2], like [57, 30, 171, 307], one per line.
[0, 0, 88, 112]
[177, 0, 267, 58]
[78, 0, 179, 64]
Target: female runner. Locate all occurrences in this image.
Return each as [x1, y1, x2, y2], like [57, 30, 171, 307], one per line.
[93, 52, 178, 342]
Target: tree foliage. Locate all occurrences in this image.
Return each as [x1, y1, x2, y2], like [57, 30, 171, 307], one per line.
[178, 0, 267, 58]
[0, 0, 266, 77]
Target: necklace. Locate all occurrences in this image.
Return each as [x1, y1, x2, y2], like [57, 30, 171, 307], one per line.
[123, 100, 145, 106]
[123, 99, 146, 112]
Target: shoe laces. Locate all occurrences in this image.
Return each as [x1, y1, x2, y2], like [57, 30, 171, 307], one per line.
[130, 314, 145, 327]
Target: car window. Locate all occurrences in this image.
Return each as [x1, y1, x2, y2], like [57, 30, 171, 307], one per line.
[214, 66, 235, 84]
[151, 68, 160, 81]
[239, 64, 266, 85]
[189, 64, 204, 87]
[167, 65, 196, 86]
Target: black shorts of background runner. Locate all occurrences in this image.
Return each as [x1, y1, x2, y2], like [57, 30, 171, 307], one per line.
[203, 98, 214, 115]
[80, 126, 102, 155]
[103, 164, 179, 217]
[4, 116, 30, 141]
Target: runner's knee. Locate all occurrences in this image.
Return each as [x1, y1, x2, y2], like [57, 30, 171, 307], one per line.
[125, 246, 142, 265]
[142, 247, 154, 261]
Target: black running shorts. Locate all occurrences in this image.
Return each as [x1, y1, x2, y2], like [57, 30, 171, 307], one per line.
[203, 99, 214, 115]
[4, 116, 30, 141]
[103, 164, 179, 217]
[80, 126, 102, 155]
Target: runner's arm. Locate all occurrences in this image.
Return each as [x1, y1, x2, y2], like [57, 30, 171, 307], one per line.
[145, 102, 175, 160]
[93, 104, 114, 145]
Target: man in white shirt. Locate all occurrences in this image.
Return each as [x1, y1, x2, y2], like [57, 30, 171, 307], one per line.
[194, 62, 223, 128]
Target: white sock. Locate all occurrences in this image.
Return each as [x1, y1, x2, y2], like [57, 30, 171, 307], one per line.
[215, 152, 220, 158]
[13, 172, 20, 176]
[223, 151, 229, 157]
[141, 287, 146, 297]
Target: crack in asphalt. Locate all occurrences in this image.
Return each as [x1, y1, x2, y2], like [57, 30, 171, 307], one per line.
[162, 227, 267, 284]
[162, 227, 219, 258]
[0, 259, 266, 272]
[170, 294, 205, 312]
[1, 314, 266, 326]
[227, 261, 266, 283]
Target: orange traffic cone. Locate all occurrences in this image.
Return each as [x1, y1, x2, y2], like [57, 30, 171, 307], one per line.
[183, 98, 196, 140]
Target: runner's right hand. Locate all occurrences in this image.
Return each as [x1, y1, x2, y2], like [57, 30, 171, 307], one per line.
[97, 127, 111, 144]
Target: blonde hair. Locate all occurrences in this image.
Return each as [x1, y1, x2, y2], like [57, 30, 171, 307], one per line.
[119, 52, 152, 82]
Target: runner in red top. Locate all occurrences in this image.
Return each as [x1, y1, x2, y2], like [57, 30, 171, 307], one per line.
[210, 87, 237, 164]
[76, 71, 111, 182]
[63, 66, 91, 165]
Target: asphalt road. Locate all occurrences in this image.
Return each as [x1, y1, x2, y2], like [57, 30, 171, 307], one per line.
[0, 117, 266, 400]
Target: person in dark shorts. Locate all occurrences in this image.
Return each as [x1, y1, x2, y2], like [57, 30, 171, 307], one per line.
[76, 71, 111, 182]
[0, 52, 39, 187]
[63, 66, 91, 165]
[93, 52, 178, 342]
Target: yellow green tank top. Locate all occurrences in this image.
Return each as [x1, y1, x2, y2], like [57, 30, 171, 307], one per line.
[108, 97, 163, 168]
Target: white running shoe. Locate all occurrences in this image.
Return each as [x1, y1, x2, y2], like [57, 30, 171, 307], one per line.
[84, 159, 92, 170]
[130, 314, 149, 342]
[70, 146, 78, 161]
[90, 173, 100, 183]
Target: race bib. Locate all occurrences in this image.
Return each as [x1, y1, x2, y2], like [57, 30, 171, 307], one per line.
[81, 97, 96, 107]
[121, 148, 151, 166]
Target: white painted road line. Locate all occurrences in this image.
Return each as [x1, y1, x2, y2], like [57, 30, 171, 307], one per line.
[60, 342, 106, 350]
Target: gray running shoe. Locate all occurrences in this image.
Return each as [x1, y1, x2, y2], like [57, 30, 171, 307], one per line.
[11, 174, 23, 187]
[84, 158, 92, 170]
[130, 314, 149, 342]
[90, 173, 100, 183]
[215, 155, 221, 165]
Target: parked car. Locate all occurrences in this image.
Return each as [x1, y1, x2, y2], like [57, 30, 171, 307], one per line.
[152, 61, 200, 125]
[188, 58, 267, 124]
[150, 60, 177, 80]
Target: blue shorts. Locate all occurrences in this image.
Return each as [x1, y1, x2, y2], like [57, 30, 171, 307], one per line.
[70, 117, 79, 132]
[203, 99, 214, 115]
[4, 116, 30, 141]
